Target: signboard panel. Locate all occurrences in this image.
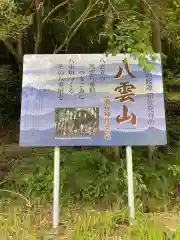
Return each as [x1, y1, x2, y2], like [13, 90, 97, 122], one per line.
[20, 54, 167, 146]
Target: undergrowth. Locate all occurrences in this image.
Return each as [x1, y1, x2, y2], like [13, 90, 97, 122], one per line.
[1, 147, 180, 212]
[0, 201, 179, 239]
[0, 140, 180, 238]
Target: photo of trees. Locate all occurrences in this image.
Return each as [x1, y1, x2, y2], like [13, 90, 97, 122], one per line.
[55, 108, 99, 137]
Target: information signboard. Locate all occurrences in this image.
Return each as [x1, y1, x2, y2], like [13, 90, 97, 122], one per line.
[20, 54, 167, 146]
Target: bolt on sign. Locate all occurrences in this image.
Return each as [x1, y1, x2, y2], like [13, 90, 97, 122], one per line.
[20, 54, 167, 146]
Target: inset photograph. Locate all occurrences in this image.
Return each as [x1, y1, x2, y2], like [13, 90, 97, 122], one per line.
[55, 107, 99, 137]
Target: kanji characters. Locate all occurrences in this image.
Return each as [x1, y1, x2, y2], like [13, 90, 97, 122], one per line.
[114, 59, 137, 127]
[114, 60, 136, 79]
[116, 105, 136, 126]
[114, 82, 136, 103]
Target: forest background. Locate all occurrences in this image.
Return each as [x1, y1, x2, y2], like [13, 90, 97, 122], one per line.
[0, 0, 180, 239]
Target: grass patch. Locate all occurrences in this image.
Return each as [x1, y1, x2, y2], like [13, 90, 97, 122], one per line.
[166, 92, 180, 100]
[0, 201, 179, 239]
[1, 147, 180, 238]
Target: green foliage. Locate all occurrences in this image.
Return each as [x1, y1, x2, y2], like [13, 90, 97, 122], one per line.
[4, 150, 54, 201]
[164, 71, 180, 148]
[164, 71, 180, 92]
[0, 202, 178, 239]
[4, 149, 127, 204]
[0, 65, 19, 126]
[163, 1, 180, 47]
[169, 164, 180, 180]
[61, 149, 127, 204]
[1, 1, 180, 232]
[0, 0, 32, 40]
[1, 147, 180, 213]
[108, 16, 157, 71]
[108, 17, 151, 52]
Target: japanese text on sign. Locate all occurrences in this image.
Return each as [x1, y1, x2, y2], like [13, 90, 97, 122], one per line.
[100, 58, 106, 81]
[146, 72, 155, 129]
[89, 64, 96, 93]
[104, 96, 111, 139]
[58, 64, 64, 100]
[114, 61, 137, 126]
[68, 59, 75, 94]
[79, 71, 85, 99]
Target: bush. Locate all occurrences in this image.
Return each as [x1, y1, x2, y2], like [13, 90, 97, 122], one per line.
[3, 149, 128, 204]
[0, 65, 20, 127]
[3, 149, 54, 201]
[1, 147, 180, 211]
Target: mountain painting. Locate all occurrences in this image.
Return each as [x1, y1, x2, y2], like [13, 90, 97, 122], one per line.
[20, 54, 167, 146]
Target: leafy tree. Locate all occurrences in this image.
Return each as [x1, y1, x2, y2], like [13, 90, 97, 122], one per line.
[0, 0, 180, 160]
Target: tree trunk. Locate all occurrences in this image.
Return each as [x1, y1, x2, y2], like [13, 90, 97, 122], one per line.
[140, 0, 162, 160]
[151, 10, 162, 53]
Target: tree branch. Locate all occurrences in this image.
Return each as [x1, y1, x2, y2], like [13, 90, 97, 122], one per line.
[17, 37, 23, 63]
[42, 0, 69, 25]
[140, 0, 162, 22]
[3, 0, 34, 70]
[64, 11, 108, 52]
[83, 13, 105, 22]
[34, 0, 43, 53]
[25, 0, 35, 15]
[34, 0, 69, 53]
[64, 11, 90, 53]
[108, 0, 120, 18]
[3, 40, 21, 64]
[54, 0, 101, 53]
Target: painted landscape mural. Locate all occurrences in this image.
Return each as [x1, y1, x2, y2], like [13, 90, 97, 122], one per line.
[20, 54, 167, 146]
